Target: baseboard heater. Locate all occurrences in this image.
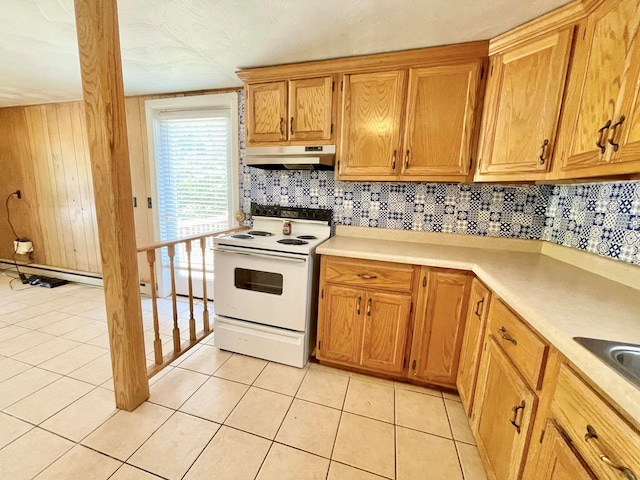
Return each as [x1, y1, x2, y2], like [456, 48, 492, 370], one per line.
[0, 259, 103, 288]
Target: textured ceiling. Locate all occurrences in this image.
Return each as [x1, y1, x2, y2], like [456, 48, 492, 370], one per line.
[0, 0, 573, 107]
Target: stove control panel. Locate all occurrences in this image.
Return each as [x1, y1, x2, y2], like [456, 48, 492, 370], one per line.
[251, 203, 332, 224]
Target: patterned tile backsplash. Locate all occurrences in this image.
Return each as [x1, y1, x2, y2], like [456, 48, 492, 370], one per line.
[236, 91, 640, 266]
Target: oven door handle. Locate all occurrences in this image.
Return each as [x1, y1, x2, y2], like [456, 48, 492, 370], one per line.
[215, 248, 307, 263]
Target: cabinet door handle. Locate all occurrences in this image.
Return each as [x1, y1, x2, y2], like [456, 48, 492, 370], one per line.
[608, 115, 626, 151]
[474, 298, 484, 318]
[538, 139, 549, 165]
[290, 116, 295, 136]
[585, 425, 637, 480]
[498, 326, 517, 345]
[391, 149, 397, 170]
[404, 149, 410, 169]
[596, 120, 611, 154]
[279, 117, 284, 135]
[510, 401, 525, 434]
[357, 273, 377, 280]
[366, 298, 372, 316]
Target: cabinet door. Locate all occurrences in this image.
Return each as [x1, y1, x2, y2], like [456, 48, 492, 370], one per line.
[289, 76, 334, 142]
[457, 278, 491, 416]
[409, 269, 471, 388]
[477, 28, 573, 177]
[401, 62, 482, 179]
[338, 71, 406, 179]
[535, 420, 596, 480]
[360, 291, 411, 374]
[557, 0, 640, 174]
[317, 285, 364, 365]
[246, 81, 288, 144]
[473, 336, 538, 480]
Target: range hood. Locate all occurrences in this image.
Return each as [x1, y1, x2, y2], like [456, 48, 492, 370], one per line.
[245, 145, 336, 170]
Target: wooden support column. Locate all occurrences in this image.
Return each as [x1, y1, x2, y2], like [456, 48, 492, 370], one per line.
[73, 0, 149, 410]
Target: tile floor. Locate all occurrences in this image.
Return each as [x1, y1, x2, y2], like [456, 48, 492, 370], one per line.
[0, 275, 487, 479]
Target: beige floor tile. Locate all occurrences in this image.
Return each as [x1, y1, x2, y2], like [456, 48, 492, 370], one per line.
[443, 390, 462, 401]
[61, 322, 107, 342]
[14, 311, 72, 331]
[275, 398, 341, 458]
[296, 369, 349, 409]
[41, 387, 118, 442]
[183, 426, 270, 480]
[396, 426, 462, 480]
[179, 376, 248, 423]
[67, 353, 113, 385]
[394, 381, 443, 397]
[0, 304, 50, 324]
[38, 343, 108, 375]
[327, 462, 389, 479]
[0, 357, 31, 382]
[254, 362, 308, 396]
[213, 353, 267, 384]
[0, 411, 33, 449]
[0, 366, 61, 409]
[0, 325, 31, 342]
[87, 333, 110, 348]
[12, 337, 81, 366]
[349, 371, 395, 387]
[33, 444, 121, 480]
[308, 362, 351, 376]
[344, 378, 395, 423]
[111, 464, 164, 480]
[445, 398, 475, 444]
[456, 442, 488, 480]
[0, 427, 74, 480]
[175, 344, 232, 375]
[129, 412, 219, 480]
[257, 443, 329, 480]
[54, 299, 105, 316]
[5, 376, 94, 424]
[225, 386, 292, 439]
[149, 367, 209, 409]
[82, 401, 173, 460]
[39, 314, 95, 335]
[332, 412, 395, 478]
[395, 388, 451, 438]
[0, 330, 56, 356]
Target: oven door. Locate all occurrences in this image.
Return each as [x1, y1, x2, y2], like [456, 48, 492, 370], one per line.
[213, 246, 311, 331]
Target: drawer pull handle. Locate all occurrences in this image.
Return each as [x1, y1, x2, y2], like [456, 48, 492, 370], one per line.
[356, 296, 361, 315]
[279, 117, 285, 136]
[510, 401, 525, 434]
[499, 326, 517, 345]
[474, 298, 484, 318]
[596, 119, 611, 154]
[608, 115, 626, 151]
[290, 116, 295, 135]
[357, 273, 378, 280]
[391, 149, 397, 170]
[538, 138, 549, 165]
[404, 149, 410, 169]
[367, 298, 372, 316]
[585, 425, 637, 480]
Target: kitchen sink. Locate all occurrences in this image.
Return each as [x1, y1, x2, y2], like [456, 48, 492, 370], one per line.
[574, 337, 640, 390]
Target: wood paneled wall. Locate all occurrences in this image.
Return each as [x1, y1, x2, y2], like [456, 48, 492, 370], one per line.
[0, 89, 237, 277]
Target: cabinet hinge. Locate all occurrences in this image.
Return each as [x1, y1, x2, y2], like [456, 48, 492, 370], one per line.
[422, 276, 427, 288]
[490, 64, 494, 76]
[332, 81, 335, 91]
[582, 28, 586, 40]
[147, 197, 153, 209]
[321, 289, 324, 299]
[340, 80, 344, 91]
[403, 358, 407, 369]
[410, 302, 413, 314]
[331, 123, 334, 134]
[337, 160, 340, 170]
[539, 429, 545, 444]
[133, 197, 137, 208]
[480, 66, 484, 79]
[411, 359, 417, 370]
[318, 341, 321, 350]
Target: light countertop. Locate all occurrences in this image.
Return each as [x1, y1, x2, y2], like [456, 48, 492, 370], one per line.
[317, 233, 640, 424]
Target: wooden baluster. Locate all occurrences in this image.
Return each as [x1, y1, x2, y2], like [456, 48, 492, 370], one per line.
[167, 244, 181, 353]
[186, 240, 196, 342]
[200, 237, 210, 332]
[146, 250, 163, 365]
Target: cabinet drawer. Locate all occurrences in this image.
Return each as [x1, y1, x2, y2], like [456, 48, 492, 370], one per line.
[322, 256, 414, 293]
[552, 364, 640, 480]
[487, 299, 548, 389]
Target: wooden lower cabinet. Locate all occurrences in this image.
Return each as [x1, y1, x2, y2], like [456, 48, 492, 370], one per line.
[318, 285, 363, 364]
[473, 336, 538, 480]
[457, 278, 491, 416]
[409, 268, 471, 388]
[535, 420, 595, 480]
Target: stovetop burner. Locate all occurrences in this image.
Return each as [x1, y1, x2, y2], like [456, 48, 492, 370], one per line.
[277, 238, 309, 246]
[296, 235, 317, 240]
[247, 230, 274, 236]
[231, 234, 253, 239]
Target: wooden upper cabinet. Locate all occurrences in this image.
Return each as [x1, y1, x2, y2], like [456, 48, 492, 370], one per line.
[360, 291, 412, 374]
[338, 70, 406, 179]
[402, 62, 483, 180]
[289, 77, 334, 142]
[555, 0, 640, 178]
[476, 28, 574, 180]
[409, 268, 471, 388]
[245, 76, 334, 146]
[246, 81, 288, 143]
